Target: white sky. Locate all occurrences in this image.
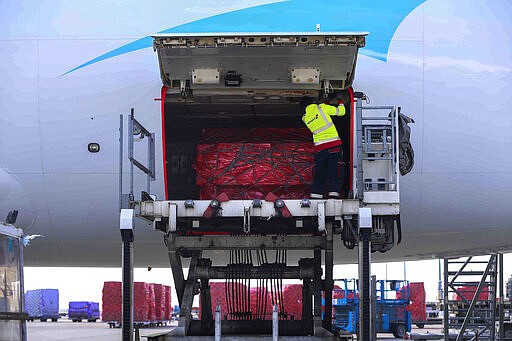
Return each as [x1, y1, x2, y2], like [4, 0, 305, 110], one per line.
[25, 254, 512, 312]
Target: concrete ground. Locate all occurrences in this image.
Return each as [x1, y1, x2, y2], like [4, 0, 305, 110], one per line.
[26, 318, 175, 341]
[26, 319, 444, 340]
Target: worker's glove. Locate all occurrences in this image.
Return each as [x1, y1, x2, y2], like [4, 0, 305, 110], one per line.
[327, 97, 339, 106]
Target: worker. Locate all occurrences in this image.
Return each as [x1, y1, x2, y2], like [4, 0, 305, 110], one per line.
[300, 96, 346, 199]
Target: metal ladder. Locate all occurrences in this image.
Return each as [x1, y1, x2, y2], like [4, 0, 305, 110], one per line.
[443, 254, 505, 340]
[355, 95, 399, 200]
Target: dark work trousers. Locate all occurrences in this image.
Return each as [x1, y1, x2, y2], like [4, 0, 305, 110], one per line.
[311, 146, 344, 197]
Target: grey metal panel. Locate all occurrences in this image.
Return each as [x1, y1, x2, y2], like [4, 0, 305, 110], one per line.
[173, 235, 326, 250]
[153, 33, 366, 89]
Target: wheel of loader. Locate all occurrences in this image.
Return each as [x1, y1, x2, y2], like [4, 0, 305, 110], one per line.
[393, 323, 407, 338]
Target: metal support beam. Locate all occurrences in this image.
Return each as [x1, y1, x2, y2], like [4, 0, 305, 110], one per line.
[443, 258, 449, 339]
[200, 279, 213, 334]
[172, 235, 326, 250]
[215, 304, 221, 341]
[313, 248, 323, 328]
[499, 254, 504, 341]
[120, 209, 135, 341]
[371, 275, 377, 341]
[177, 252, 201, 336]
[358, 228, 371, 341]
[272, 305, 278, 340]
[302, 278, 313, 335]
[167, 234, 185, 306]
[194, 263, 314, 280]
[322, 222, 334, 332]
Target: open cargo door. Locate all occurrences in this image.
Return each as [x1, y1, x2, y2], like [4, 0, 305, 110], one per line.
[152, 32, 367, 200]
[152, 32, 367, 103]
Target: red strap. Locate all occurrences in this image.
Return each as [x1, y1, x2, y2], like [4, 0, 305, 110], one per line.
[203, 192, 230, 218]
[264, 192, 292, 218]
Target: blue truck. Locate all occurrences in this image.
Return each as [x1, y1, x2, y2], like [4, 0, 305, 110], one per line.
[68, 301, 100, 322]
[25, 289, 60, 322]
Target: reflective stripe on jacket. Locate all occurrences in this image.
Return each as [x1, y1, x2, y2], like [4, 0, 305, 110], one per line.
[302, 103, 346, 145]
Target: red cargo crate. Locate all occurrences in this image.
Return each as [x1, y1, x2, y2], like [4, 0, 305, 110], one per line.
[164, 285, 172, 320]
[134, 282, 150, 322]
[283, 284, 302, 320]
[147, 283, 156, 321]
[153, 284, 165, 321]
[199, 282, 249, 319]
[102, 281, 121, 322]
[249, 287, 272, 320]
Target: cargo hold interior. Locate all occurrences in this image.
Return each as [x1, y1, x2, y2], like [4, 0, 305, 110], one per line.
[162, 89, 352, 200]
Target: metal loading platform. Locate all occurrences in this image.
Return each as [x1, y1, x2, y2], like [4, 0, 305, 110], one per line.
[128, 97, 405, 340]
[119, 32, 413, 340]
[140, 198, 355, 337]
[137, 198, 398, 339]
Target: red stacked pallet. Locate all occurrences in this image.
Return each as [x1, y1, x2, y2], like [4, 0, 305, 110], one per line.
[195, 128, 314, 200]
[164, 285, 172, 320]
[153, 284, 164, 321]
[133, 282, 150, 322]
[200, 282, 248, 319]
[453, 285, 489, 301]
[249, 287, 272, 320]
[102, 281, 121, 322]
[332, 284, 343, 299]
[283, 284, 302, 320]
[332, 285, 359, 300]
[407, 282, 427, 323]
[147, 283, 156, 321]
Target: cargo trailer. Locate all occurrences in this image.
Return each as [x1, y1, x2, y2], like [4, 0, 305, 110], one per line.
[25, 289, 59, 322]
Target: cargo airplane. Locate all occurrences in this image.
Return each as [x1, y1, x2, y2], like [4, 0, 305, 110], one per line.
[1, 0, 511, 267]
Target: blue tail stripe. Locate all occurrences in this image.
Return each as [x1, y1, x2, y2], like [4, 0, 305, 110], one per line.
[64, 0, 426, 75]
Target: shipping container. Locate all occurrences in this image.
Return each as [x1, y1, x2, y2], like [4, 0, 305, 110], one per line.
[25, 289, 59, 322]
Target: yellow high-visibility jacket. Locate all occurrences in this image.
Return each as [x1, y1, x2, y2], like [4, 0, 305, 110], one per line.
[302, 103, 346, 145]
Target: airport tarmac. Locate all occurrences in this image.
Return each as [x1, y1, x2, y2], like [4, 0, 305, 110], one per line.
[26, 318, 444, 340]
[26, 318, 175, 341]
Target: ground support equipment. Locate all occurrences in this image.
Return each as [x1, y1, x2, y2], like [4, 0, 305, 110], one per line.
[443, 254, 505, 340]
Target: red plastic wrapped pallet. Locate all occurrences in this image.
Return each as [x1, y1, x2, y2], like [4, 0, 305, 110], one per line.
[102, 281, 121, 322]
[249, 287, 272, 320]
[406, 282, 426, 322]
[453, 285, 489, 301]
[195, 128, 314, 200]
[148, 283, 157, 321]
[134, 282, 151, 321]
[332, 285, 359, 299]
[332, 284, 343, 299]
[153, 284, 165, 321]
[199, 282, 248, 319]
[283, 284, 302, 320]
[164, 285, 172, 320]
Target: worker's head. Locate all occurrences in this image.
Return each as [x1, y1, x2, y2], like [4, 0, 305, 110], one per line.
[299, 96, 314, 112]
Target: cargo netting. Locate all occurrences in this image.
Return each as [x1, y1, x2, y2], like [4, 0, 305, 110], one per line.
[195, 128, 314, 200]
[102, 281, 172, 323]
[405, 282, 427, 323]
